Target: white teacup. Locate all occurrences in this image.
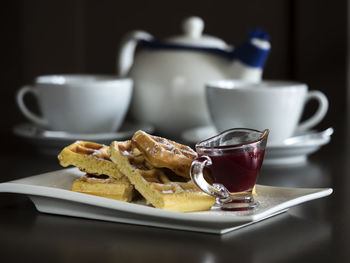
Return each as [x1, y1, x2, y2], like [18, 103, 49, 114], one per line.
[16, 74, 133, 133]
[206, 80, 329, 145]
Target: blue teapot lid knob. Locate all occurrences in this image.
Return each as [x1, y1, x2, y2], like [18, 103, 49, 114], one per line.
[182, 17, 204, 38]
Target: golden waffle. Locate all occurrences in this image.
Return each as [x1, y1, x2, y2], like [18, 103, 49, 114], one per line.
[71, 174, 134, 202]
[131, 130, 197, 178]
[109, 140, 215, 212]
[58, 141, 124, 180]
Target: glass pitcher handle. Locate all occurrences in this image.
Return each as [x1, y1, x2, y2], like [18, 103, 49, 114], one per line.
[190, 155, 229, 199]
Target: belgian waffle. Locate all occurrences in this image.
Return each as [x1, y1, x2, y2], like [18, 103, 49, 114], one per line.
[71, 174, 134, 202]
[58, 141, 134, 201]
[58, 141, 124, 180]
[109, 140, 215, 212]
[131, 130, 197, 178]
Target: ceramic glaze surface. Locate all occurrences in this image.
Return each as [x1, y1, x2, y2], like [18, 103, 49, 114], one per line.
[206, 80, 328, 144]
[17, 75, 133, 133]
[129, 51, 230, 135]
[117, 17, 270, 137]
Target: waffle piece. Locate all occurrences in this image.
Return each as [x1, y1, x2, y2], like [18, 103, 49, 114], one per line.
[71, 174, 134, 201]
[109, 141, 215, 212]
[131, 130, 197, 178]
[58, 141, 124, 180]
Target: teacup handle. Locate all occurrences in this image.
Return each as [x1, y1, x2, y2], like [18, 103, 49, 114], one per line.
[296, 90, 329, 132]
[190, 156, 229, 199]
[16, 86, 48, 127]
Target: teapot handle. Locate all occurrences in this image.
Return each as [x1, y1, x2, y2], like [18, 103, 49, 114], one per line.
[117, 30, 153, 77]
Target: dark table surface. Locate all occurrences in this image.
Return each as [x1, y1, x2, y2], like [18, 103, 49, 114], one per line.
[0, 120, 349, 263]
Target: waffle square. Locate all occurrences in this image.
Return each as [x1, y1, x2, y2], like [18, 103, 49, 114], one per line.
[131, 130, 197, 178]
[58, 141, 125, 180]
[71, 174, 134, 202]
[109, 141, 215, 212]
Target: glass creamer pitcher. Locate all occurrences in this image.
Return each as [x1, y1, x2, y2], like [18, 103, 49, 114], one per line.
[190, 128, 269, 210]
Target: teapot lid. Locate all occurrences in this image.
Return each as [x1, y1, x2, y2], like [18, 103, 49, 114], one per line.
[166, 17, 229, 49]
[137, 17, 270, 65]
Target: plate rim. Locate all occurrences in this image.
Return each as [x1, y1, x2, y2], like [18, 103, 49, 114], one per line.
[0, 168, 333, 224]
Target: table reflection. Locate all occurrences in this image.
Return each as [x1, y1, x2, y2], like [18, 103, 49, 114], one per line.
[259, 158, 331, 188]
[0, 201, 331, 263]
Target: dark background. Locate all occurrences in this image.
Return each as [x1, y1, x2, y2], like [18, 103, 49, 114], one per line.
[2, 0, 348, 149]
[1, 2, 350, 262]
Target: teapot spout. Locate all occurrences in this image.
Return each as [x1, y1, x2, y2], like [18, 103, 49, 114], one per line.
[228, 29, 271, 83]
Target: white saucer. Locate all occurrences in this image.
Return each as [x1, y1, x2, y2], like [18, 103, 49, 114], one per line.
[13, 122, 155, 155]
[181, 126, 332, 166]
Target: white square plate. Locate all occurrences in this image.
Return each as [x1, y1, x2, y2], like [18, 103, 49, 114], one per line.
[0, 168, 332, 234]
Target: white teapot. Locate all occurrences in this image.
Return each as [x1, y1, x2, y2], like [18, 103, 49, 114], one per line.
[117, 17, 270, 137]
